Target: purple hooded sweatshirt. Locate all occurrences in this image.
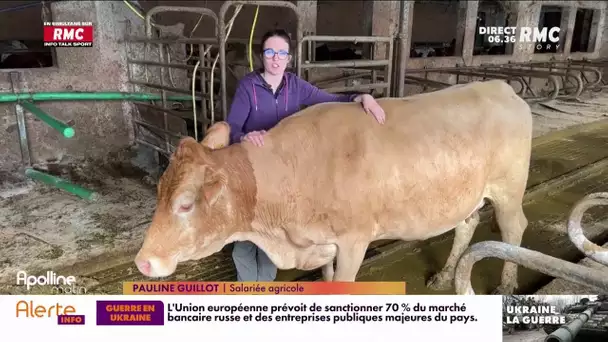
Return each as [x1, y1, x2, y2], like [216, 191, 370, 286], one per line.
[226, 71, 358, 144]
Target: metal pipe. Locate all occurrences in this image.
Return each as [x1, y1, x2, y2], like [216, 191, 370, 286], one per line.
[301, 35, 393, 43]
[482, 66, 582, 98]
[545, 307, 596, 342]
[386, 39, 393, 98]
[199, 43, 209, 128]
[25, 168, 100, 201]
[128, 80, 202, 98]
[220, 0, 302, 120]
[406, 67, 553, 100]
[300, 60, 389, 69]
[396, 1, 410, 97]
[9, 72, 31, 166]
[479, 68, 561, 101]
[322, 82, 390, 94]
[127, 59, 213, 72]
[19, 102, 75, 139]
[312, 72, 370, 87]
[135, 138, 172, 155]
[454, 241, 608, 295]
[523, 67, 585, 97]
[433, 69, 514, 81]
[568, 59, 608, 67]
[517, 62, 603, 90]
[0, 92, 195, 103]
[567, 192, 608, 266]
[157, 41, 170, 155]
[125, 36, 218, 45]
[133, 120, 183, 139]
[403, 75, 452, 88]
[131, 101, 191, 120]
[427, 69, 526, 95]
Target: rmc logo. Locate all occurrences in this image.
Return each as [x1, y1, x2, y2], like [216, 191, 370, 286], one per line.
[53, 27, 86, 40]
[519, 26, 560, 51]
[16, 271, 87, 294]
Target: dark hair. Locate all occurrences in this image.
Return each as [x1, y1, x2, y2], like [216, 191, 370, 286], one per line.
[259, 29, 292, 54]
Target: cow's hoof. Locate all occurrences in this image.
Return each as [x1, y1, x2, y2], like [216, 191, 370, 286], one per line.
[426, 271, 453, 291]
[491, 284, 515, 295]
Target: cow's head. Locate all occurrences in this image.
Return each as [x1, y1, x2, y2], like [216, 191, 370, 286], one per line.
[134, 122, 243, 277]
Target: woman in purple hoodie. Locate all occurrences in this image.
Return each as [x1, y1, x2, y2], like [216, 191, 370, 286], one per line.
[227, 28, 386, 282]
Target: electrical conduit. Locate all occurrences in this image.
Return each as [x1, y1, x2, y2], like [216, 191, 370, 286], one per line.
[25, 168, 100, 201]
[0, 92, 195, 102]
[19, 101, 75, 138]
[249, 6, 260, 71]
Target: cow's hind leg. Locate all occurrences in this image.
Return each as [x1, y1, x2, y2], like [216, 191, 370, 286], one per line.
[426, 211, 480, 291]
[491, 196, 528, 295]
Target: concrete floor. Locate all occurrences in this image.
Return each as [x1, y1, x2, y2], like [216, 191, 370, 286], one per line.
[1, 89, 608, 294]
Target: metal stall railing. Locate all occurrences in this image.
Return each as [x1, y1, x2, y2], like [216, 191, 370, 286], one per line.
[396, 59, 608, 102]
[125, 6, 220, 157]
[520, 61, 603, 92]
[297, 35, 393, 96]
[454, 192, 608, 295]
[402, 67, 537, 99]
[219, 1, 302, 120]
[565, 58, 608, 88]
[515, 61, 605, 93]
[478, 64, 584, 100]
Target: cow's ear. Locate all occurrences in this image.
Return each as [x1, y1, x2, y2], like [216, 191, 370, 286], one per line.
[171, 136, 199, 162]
[202, 166, 227, 205]
[201, 122, 231, 150]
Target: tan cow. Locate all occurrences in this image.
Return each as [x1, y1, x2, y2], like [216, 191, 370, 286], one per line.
[134, 79, 532, 294]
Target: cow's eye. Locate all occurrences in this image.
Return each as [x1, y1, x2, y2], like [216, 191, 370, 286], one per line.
[178, 203, 193, 213]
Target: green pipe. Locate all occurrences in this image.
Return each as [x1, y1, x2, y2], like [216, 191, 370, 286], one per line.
[19, 101, 75, 139]
[25, 168, 100, 201]
[0, 92, 194, 103]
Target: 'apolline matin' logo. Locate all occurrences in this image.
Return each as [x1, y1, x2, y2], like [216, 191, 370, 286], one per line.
[16, 271, 87, 294]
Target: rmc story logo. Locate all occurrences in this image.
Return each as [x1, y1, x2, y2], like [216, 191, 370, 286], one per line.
[16, 271, 87, 294]
[478, 26, 560, 52]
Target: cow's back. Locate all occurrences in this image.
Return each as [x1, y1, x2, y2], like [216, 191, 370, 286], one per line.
[245, 80, 532, 240]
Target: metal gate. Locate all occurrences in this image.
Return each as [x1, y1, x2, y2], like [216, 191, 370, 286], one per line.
[297, 35, 393, 96]
[124, 6, 222, 157]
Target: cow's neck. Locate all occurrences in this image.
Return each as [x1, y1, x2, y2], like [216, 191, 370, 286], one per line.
[212, 144, 291, 255]
[213, 145, 257, 235]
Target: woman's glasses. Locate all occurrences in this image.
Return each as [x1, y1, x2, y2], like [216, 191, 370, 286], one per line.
[263, 48, 289, 60]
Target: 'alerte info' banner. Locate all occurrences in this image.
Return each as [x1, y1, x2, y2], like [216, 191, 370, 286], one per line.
[0, 281, 503, 341]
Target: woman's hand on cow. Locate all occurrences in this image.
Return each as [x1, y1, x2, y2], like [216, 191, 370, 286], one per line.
[356, 94, 386, 124]
[241, 130, 266, 147]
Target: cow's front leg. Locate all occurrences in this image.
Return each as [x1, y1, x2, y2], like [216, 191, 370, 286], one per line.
[322, 262, 334, 281]
[333, 238, 369, 281]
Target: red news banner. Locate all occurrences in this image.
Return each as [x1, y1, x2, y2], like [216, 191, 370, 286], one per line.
[43, 21, 93, 47]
